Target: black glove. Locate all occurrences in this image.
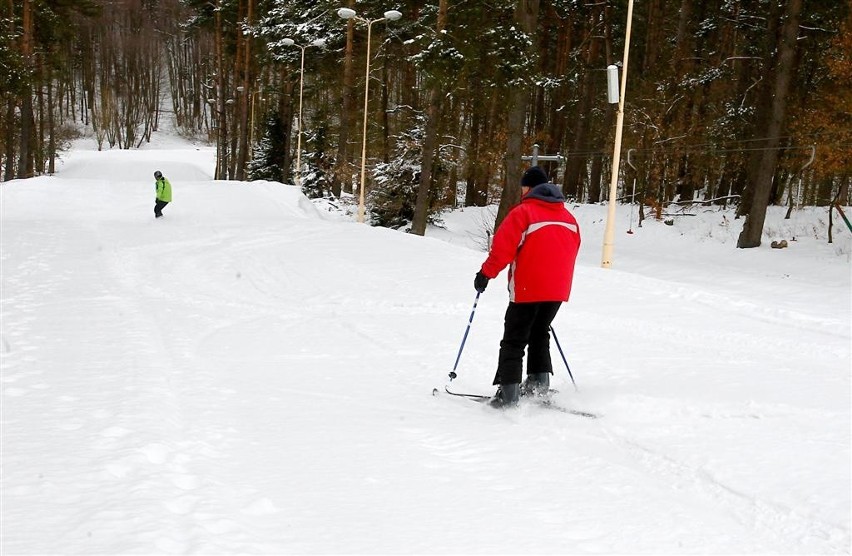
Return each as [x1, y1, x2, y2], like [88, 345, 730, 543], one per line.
[474, 271, 489, 293]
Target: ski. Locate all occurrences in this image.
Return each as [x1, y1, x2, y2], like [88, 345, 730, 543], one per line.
[440, 386, 491, 402]
[535, 399, 599, 419]
[437, 386, 599, 419]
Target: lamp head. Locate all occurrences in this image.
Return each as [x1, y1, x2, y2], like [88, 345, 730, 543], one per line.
[337, 7, 356, 19]
[311, 38, 326, 47]
[282, 38, 295, 46]
[384, 10, 402, 21]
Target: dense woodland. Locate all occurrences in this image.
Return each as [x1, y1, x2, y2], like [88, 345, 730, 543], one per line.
[1, 0, 850, 245]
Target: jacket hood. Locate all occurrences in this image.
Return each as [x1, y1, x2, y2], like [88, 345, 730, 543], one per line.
[523, 183, 565, 203]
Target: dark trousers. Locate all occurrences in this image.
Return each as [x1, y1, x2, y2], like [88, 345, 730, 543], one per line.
[493, 301, 562, 385]
[154, 200, 169, 217]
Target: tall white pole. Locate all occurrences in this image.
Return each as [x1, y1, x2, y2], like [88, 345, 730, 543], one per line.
[357, 20, 376, 224]
[337, 8, 400, 223]
[601, 0, 635, 269]
[296, 46, 306, 187]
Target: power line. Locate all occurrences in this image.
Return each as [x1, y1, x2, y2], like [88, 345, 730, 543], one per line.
[556, 142, 850, 159]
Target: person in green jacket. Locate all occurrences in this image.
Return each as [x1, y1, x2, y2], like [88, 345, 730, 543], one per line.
[154, 170, 172, 218]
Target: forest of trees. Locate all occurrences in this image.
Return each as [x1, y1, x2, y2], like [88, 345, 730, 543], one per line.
[1, 0, 850, 245]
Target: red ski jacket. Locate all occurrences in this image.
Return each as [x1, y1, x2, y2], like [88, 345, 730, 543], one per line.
[480, 184, 581, 303]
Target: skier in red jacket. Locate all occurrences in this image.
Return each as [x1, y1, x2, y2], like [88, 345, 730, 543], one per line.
[474, 165, 581, 407]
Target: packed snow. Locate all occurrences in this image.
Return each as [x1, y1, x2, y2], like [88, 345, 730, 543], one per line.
[1, 131, 850, 554]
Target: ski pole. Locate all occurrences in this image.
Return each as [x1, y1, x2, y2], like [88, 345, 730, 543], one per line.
[449, 291, 480, 381]
[549, 326, 577, 391]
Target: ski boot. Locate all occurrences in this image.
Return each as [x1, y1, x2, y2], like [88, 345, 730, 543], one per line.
[521, 372, 550, 397]
[489, 383, 520, 408]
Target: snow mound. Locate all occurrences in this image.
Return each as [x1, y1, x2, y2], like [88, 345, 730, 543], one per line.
[56, 148, 214, 182]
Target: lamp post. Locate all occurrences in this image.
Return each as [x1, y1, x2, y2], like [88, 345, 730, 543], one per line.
[337, 7, 402, 223]
[283, 38, 325, 187]
[600, 0, 635, 269]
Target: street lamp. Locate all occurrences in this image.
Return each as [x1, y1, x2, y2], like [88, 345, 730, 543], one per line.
[283, 38, 326, 187]
[337, 7, 402, 223]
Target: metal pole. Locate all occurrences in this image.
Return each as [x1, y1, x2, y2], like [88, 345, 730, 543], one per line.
[449, 291, 481, 381]
[357, 20, 378, 224]
[337, 8, 401, 221]
[550, 326, 577, 391]
[601, 0, 635, 269]
[522, 145, 564, 174]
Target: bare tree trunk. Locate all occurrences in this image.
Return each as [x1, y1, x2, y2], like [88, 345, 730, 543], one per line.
[641, 0, 667, 72]
[380, 44, 390, 164]
[3, 0, 16, 181]
[737, 0, 802, 248]
[47, 67, 55, 174]
[410, 0, 448, 236]
[236, 0, 253, 181]
[496, 0, 540, 230]
[464, 104, 486, 207]
[280, 69, 295, 184]
[545, 9, 575, 163]
[564, 8, 601, 200]
[590, 10, 617, 207]
[335, 0, 356, 196]
[3, 100, 15, 180]
[839, 174, 850, 205]
[17, 0, 34, 179]
[215, 0, 227, 180]
[35, 55, 45, 173]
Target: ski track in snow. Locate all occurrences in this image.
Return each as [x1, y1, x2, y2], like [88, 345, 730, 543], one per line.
[432, 391, 849, 554]
[2, 223, 282, 552]
[1, 147, 849, 553]
[598, 426, 849, 554]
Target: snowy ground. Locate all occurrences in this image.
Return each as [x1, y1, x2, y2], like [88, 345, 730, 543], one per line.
[1, 132, 850, 554]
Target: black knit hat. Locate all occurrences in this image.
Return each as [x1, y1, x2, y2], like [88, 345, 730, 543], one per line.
[521, 166, 548, 187]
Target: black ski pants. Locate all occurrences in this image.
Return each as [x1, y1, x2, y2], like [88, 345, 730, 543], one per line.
[154, 200, 169, 218]
[493, 301, 562, 386]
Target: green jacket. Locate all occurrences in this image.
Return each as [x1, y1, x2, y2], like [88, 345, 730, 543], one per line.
[155, 177, 172, 202]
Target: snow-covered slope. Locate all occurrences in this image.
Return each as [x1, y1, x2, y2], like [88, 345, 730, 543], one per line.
[1, 140, 849, 554]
